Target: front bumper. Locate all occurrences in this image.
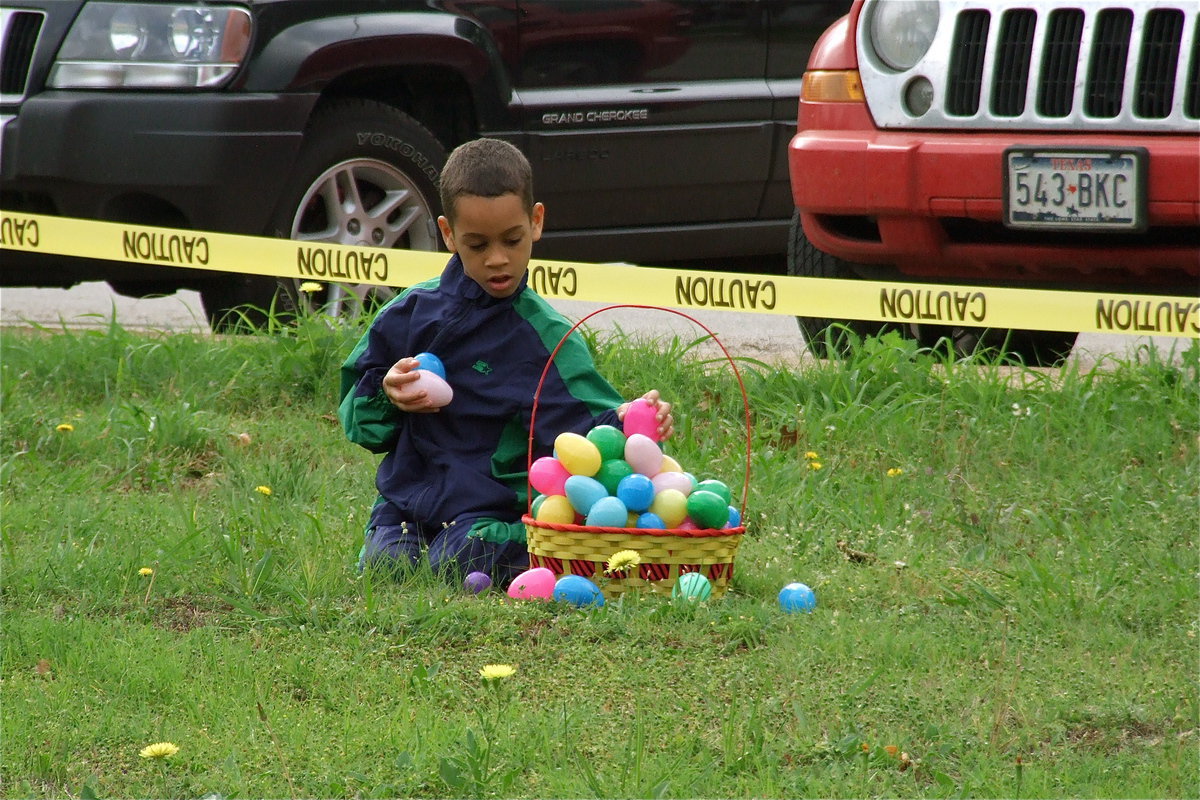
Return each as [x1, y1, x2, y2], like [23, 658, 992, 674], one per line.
[0, 91, 316, 288]
[788, 103, 1200, 288]
[1, 91, 315, 233]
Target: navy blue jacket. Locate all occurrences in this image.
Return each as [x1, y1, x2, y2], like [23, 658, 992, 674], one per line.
[340, 255, 623, 529]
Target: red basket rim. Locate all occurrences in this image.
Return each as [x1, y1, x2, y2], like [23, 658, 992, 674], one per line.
[526, 303, 752, 518]
[522, 513, 745, 538]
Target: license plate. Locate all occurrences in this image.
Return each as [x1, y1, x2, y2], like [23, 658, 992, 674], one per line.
[1003, 148, 1146, 232]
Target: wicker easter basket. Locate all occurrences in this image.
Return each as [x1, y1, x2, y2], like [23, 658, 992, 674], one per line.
[522, 304, 751, 599]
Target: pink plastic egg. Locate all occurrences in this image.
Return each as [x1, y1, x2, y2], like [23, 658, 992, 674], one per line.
[651, 471, 693, 497]
[625, 433, 664, 476]
[622, 398, 660, 441]
[409, 369, 453, 408]
[529, 456, 570, 496]
[507, 567, 556, 600]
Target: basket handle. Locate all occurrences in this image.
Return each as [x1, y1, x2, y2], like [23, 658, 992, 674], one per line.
[526, 303, 753, 518]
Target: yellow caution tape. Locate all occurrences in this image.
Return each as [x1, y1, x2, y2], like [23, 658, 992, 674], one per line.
[2, 210, 1196, 337]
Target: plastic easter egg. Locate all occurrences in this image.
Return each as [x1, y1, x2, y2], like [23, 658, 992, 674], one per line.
[535, 494, 575, 525]
[565, 475, 609, 516]
[695, 479, 732, 506]
[725, 505, 741, 528]
[586, 425, 627, 461]
[622, 398, 661, 441]
[412, 352, 446, 380]
[529, 456, 570, 496]
[778, 582, 817, 613]
[636, 512, 665, 529]
[464, 571, 492, 594]
[650, 488, 688, 528]
[586, 496, 628, 528]
[616, 473, 655, 512]
[595, 459, 634, 495]
[651, 471, 693, 497]
[553, 575, 605, 608]
[626, 511, 639, 527]
[409, 369, 453, 408]
[555, 432, 601, 477]
[507, 567, 556, 600]
[660, 454, 683, 474]
[684, 472, 699, 490]
[677, 519, 698, 530]
[673, 572, 712, 601]
[625, 433, 664, 476]
[530, 494, 546, 518]
[686, 490, 730, 529]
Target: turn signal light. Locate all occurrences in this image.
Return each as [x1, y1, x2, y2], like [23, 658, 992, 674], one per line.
[801, 70, 865, 102]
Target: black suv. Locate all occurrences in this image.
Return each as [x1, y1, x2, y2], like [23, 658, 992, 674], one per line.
[0, 0, 846, 328]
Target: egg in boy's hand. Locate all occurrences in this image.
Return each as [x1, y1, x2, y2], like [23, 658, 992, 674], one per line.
[617, 389, 674, 441]
[383, 356, 454, 412]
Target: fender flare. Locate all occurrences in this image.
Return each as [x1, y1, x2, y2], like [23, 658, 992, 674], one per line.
[242, 11, 514, 129]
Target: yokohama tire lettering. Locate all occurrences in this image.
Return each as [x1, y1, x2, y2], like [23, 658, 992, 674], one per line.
[357, 132, 439, 182]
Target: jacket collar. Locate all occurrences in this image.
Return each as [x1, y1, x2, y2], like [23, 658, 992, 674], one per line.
[439, 253, 529, 307]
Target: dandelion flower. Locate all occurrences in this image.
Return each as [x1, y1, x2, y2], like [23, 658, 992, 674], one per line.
[808, 461, 823, 471]
[56, 423, 74, 433]
[605, 549, 641, 575]
[255, 485, 273, 496]
[139, 742, 179, 759]
[299, 281, 324, 293]
[887, 468, 903, 477]
[884, 745, 899, 757]
[139, 567, 154, 577]
[804, 451, 819, 460]
[479, 664, 516, 681]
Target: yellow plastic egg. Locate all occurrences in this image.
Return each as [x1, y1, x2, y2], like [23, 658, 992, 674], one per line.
[660, 454, 682, 473]
[535, 494, 576, 525]
[650, 488, 688, 528]
[555, 432, 602, 476]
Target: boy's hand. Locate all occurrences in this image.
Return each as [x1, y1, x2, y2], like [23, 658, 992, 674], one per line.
[383, 357, 441, 413]
[618, 389, 674, 440]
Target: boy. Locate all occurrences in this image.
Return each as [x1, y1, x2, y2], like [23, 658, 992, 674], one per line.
[339, 138, 673, 586]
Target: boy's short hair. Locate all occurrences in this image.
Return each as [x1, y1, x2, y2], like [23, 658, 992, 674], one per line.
[439, 138, 535, 223]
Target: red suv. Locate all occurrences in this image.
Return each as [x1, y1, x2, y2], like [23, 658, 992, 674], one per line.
[788, 0, 1198, 364]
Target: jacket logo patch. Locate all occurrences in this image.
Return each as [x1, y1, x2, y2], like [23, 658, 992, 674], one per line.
[472, 360, 492, 374]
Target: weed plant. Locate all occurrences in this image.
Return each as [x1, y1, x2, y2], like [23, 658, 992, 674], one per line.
[1, 312, 1196, 799]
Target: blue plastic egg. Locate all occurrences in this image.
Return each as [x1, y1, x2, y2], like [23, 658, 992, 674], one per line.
[553, 575, 605, 608]
[564, 475, 608, 516]
[413, 352, 446, 380]
[616, 473, 655, 512]
[725, 505, 741, 528]
[636, 512, 666, 529]
[778, 582, 817, 613]
[586, 496, 629, 527]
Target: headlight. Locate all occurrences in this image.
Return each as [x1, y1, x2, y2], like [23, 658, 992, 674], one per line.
[50, 3, 251, 89]
[868, 0, 940, 71]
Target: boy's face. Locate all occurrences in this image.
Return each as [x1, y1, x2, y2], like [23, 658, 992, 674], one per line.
[438, 193, 544, 298]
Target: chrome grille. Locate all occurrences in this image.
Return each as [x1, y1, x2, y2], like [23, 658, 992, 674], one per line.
[857, 0, 1200, 132]
[0, 9, 44, 101]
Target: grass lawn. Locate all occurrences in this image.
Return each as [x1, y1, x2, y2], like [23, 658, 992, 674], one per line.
[2, 315, 1196, 799]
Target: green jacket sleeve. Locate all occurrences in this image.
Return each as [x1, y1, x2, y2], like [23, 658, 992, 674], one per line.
[339, 312, 405, 454]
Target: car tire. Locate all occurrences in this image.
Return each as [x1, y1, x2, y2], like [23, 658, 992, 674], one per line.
[914, 324, 1078, 367]
[200, 98, 447, 331]
[787, 212, 904, 358]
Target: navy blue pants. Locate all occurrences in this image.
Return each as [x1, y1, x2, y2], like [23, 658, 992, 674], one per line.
[360, 520, 528, 587]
